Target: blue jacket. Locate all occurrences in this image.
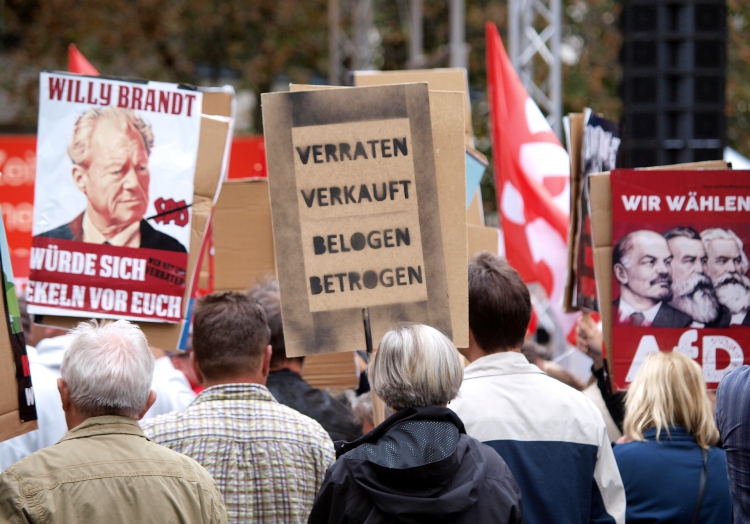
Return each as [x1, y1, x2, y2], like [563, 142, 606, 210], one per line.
[614, 427, 732, 523]
[450, 351, 625, 524]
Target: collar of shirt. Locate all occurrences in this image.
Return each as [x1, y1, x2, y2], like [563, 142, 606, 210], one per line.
[191, 382, 277, 407]
[462, 350, 545, 380]
[618, 298, 662, 325]
[82, 211, 141, 248]
[731, 312, 747, 325]
[59, 415, 147, 443]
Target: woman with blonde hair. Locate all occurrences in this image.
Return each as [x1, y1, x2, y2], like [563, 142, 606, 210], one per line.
[614, 351, 732, 523]
[308, 323, 522, 524]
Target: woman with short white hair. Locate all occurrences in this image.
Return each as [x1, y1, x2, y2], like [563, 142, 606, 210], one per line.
[614, 351, 732, 523]
[308, 323, 522, 524]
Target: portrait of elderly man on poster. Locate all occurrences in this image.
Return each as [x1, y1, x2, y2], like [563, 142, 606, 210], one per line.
[612, 229, 692, 328]
[36, 106, 187, 253]
[701, 228, 750, 327]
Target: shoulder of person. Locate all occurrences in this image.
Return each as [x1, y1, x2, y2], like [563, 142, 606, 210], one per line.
[139, 409, 191, 441]
[272, 401, 335, 445]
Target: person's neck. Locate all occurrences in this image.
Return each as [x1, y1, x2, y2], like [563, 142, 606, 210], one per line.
[201, 373, 267, 389]
[620, 287, 659, 311]
[465, 344, 520, 363]
[270, 360, 303, 375]
[85, 205, 133, 239]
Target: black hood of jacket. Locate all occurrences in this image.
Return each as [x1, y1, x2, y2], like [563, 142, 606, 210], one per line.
[312, 406, 521, 524]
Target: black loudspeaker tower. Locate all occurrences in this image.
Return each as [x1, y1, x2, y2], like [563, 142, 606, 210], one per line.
[619, 0, 726, 167]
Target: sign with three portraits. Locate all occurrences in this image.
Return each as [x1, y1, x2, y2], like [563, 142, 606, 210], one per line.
[610, 169, 750, 388]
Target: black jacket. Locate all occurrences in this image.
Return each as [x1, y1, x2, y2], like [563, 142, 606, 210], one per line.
[37, 212, 187, 253]
[613, 298, 692, 328]
[308, 406, 522, 524]
[266, 369, 362, 442]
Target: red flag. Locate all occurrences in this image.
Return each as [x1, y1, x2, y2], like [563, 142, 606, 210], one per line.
[486, 23, 577, 337]
[68, 44, 99, 76]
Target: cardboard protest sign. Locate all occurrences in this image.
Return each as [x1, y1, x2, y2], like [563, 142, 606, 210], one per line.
[262, 83, 453, 356]
[563, 113, 583, 312]
[565, 110, 621, 313]
[588, 160, 731, 390]
[0, 206, 38, 443]
[37, 103, 232, 351]
[28, 72, 202, 323]
[353, 68, 473, 146]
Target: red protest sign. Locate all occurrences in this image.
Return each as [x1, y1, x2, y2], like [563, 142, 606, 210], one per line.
[610, 169, 750, 389]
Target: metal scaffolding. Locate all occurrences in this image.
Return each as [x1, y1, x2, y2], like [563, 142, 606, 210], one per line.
[508, 0, 563, 138]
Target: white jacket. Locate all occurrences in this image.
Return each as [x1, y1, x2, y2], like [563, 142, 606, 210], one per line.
[450, 351, 626, 524]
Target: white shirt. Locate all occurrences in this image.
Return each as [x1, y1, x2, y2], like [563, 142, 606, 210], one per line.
[617, 297, 662, 326]
[82, 211, 141, 248]
[143, 357, 196, 420]
[0, 336, 73, 471]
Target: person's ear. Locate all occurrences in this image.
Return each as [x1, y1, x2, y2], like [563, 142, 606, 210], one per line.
[260, 345, 273, 380]
[57, 378, 71, 413]
[190, 351, 204, 385]
[71, 165, 88, 194]
[137, 390, 157, 420]
[613, 263, 629, 285]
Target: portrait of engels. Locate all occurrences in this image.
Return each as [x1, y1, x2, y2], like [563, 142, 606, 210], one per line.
[613, 227, 750, 328]
[36, 106, 187, 253]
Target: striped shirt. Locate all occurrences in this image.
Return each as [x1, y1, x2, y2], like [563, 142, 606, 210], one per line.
[141, 383, 335, 524]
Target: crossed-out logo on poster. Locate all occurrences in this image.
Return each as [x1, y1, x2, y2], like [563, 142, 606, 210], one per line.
[27, 72, 202, 323]
[610, 169, 750, 389]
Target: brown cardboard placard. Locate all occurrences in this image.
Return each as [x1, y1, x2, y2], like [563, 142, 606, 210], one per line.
[40, 110, 232, 350]
[589, 160, 729, 373]
[563, 113, 584, 312]
[213, 179, 276, 293]
[468, 224, 500, 256]
[467, 189, 485, 226]
[300, 352, 359, 390]
[353, 68, 474, 147]
[286, 84, 469, 350]
[262, 83, 454, 356]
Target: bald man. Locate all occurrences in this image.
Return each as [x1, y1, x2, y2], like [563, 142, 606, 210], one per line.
[612, 229, 691, 328]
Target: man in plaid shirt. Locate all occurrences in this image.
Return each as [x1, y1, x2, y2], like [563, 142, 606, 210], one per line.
[142, 292, 335, 523]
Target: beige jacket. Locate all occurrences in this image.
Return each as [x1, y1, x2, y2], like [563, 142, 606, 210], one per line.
[0, 416, 227, 524]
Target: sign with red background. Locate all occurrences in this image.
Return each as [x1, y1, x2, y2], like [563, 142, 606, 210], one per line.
[611, 169, 750, 389]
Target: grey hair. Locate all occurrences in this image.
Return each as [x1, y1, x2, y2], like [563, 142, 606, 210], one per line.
[61, 320, 154, 419]
[701, 228, 750, 274]
[68, 106, 154, 167]
[613, 231, 637, 270]
[369, 323, 464, 411]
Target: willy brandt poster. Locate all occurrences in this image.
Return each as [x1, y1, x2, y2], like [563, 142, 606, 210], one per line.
[610, 169, 750, 389]
[262, 83, 453, 356]
[27, 72, 203, 323]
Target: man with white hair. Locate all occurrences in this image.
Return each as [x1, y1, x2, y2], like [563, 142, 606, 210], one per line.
[0, 320, 226, 523]
[36, 106, 185, 252]
[663, 226, 729, 327]
[701, 228, 750, 326]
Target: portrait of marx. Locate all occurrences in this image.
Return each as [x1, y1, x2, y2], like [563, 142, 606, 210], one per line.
[36, 106, 187, 253]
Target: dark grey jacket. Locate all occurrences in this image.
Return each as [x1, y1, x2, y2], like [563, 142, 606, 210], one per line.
[308, 406, 522, 524]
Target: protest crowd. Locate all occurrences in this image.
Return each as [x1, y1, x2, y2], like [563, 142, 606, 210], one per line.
[0, 249, 746, 523]
[0, 8, 748, 524]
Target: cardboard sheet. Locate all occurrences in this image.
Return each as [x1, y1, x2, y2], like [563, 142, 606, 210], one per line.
[284, 84, 469, 351]
[262, 84, 454, 356]
[468, 224, 500, 256]
[300, 352, 359, 390]
[213, 179, 276, 292]
[353, 68, 474, 147]
[563, 112, 584, 312]
[589, 160, 729, 381]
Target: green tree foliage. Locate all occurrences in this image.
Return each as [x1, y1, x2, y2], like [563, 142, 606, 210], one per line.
[727, 0, 750, 158]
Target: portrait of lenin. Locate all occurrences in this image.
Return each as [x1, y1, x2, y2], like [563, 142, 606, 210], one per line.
[36, 106, 187, 253]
